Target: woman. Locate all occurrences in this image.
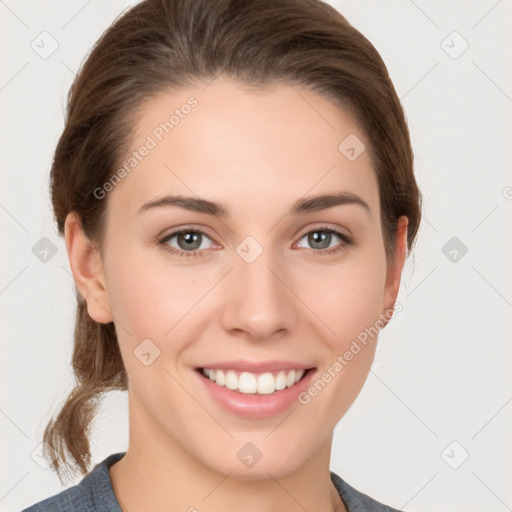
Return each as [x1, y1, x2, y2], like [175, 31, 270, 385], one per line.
[24, 0, 420, 510]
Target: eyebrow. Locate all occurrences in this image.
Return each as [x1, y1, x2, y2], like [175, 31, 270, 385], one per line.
[137, 191, 371, 217]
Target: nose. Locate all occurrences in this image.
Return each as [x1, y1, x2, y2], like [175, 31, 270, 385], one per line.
[220, 246, 299, 341]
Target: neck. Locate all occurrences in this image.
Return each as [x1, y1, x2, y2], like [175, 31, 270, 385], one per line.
[109, 396, 346, 512]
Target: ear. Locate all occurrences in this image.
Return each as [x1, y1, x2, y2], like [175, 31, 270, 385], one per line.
[64, 211, 113, 324]
[381, 215, 409, 325]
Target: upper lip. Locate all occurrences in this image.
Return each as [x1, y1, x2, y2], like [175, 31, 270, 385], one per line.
[196, 360, 315, 373]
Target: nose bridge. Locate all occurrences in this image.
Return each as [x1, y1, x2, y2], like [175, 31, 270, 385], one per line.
[221, 237, 298, 339]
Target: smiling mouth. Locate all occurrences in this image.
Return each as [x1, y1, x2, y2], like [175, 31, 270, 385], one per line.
[196, 367, 314, 395]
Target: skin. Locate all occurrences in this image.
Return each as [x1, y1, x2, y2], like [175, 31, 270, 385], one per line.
[65, 75, 408, 512]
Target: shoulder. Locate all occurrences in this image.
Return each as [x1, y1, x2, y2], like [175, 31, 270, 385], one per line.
[22, 452, 125, 512]
[22, 482, 89, 512]
[330, 471, 403, 512]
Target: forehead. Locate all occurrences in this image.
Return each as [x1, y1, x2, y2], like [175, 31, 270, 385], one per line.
[108, 76, 379, 218]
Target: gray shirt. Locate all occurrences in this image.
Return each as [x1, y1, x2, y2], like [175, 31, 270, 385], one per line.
[22, 452, 402, 511]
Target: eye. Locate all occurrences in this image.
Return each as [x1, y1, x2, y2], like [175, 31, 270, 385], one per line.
[159, 229, 214, 258]
[296, 226, 351, 255]
[158, 225, 352, 259]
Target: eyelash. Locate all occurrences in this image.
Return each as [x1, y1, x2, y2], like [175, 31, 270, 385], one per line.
[158, 225, 352, 259]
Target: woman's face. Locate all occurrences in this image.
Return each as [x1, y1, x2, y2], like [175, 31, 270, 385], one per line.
[72, 76, 406, 478]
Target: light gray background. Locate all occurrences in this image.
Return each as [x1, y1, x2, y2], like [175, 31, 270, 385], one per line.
[1, 1, 511, 510]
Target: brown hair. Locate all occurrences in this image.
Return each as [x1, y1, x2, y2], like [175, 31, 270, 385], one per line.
[43, 0, 421, 483]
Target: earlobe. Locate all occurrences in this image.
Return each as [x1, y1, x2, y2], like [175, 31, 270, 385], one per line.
[382, 216, 409, 324]
[64, 211, 113, 324]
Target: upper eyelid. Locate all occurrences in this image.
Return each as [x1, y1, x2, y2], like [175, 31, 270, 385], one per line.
[160, 226, 215, 243]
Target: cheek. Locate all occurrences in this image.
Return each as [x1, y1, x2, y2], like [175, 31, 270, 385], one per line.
[107, 260, 162, 332]
[304, 248, 388, 348]
[103, 243, 207, 347]
[298, 258, 387, 421]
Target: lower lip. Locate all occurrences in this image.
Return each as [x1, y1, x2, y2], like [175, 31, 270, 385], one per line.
[195, 368, 316, 419]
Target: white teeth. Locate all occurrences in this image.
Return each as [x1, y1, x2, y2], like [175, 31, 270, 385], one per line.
[274, 371, 287, 391]
[215, 369, 225, 386]
[239, 372, 257, 393]
[201, 368, 306, 395]
[225, 370, 238, 390]
[257, 372, 276, 394]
